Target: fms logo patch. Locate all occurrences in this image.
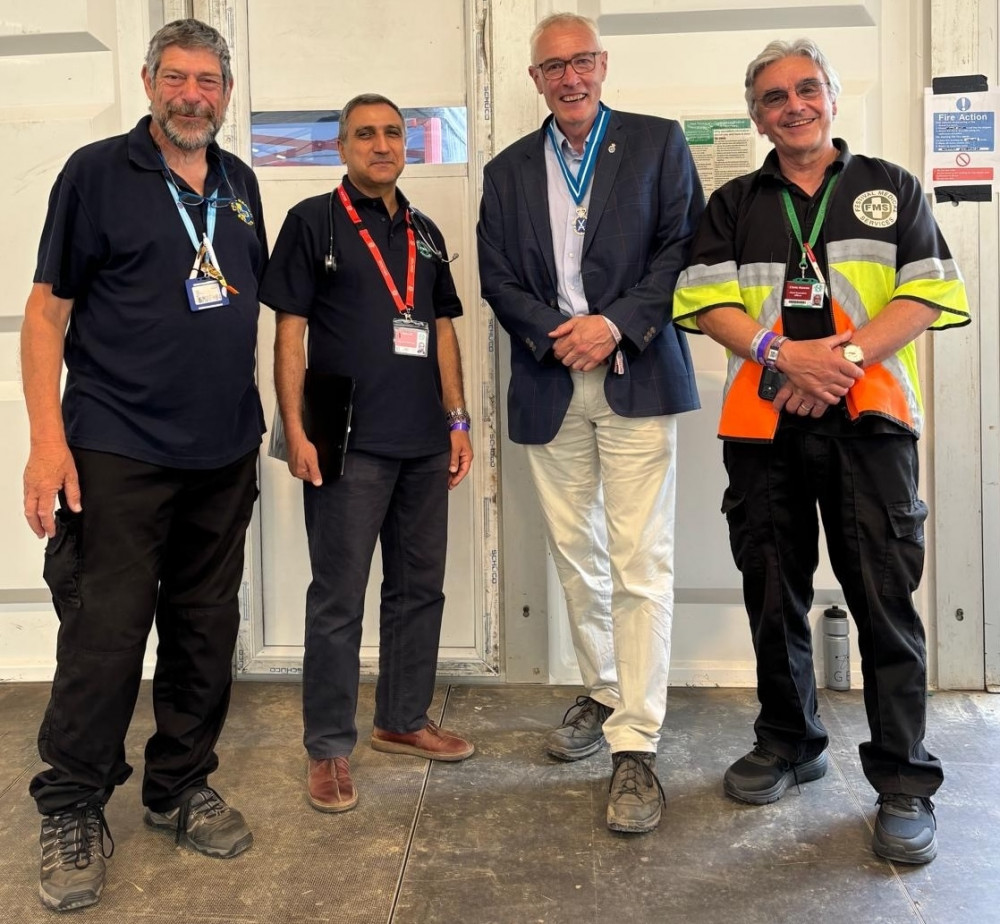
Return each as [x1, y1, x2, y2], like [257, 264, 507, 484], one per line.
[853, 190, 898, 228]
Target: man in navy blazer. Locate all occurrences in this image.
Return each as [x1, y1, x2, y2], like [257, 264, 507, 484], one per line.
[478, 12, 703, 834]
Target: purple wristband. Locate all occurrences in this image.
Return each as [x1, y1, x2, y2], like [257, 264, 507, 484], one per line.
[755, 331, 777, 365]
[450, 421, 470, 432]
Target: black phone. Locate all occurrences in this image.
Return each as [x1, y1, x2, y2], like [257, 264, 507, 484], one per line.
[757, 367, 784, 402]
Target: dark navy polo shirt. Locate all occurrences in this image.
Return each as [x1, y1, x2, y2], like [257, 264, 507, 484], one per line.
[34, 115, 268, 469]
[259, 178, 463, 459]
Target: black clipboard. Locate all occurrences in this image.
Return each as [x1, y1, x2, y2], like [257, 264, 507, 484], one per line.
[302, 370, 355, 480]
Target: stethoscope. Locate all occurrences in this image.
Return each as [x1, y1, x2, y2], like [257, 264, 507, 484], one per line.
[324, 187, 458, 273]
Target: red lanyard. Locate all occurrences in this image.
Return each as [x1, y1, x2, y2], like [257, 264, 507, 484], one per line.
[336, 184, 415, 317]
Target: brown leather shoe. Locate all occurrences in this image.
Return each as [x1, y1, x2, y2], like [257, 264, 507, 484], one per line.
[307, 757, 358, 813]
[370, 719, 474, 761]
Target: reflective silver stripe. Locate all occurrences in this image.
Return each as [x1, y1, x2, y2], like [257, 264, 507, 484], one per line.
[828, 268, 869, 329]
[677, 260, 740, 289]
[736, 261, 785, 289]
[829, 268, 923, 433]
[898, 256, 965, 285]
[717, 262, 786, 400]
[827, 238, 896, 269]
[725, 353, 744, 397]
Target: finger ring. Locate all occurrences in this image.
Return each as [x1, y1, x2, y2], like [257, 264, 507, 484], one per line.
[801, 404, 813, 411]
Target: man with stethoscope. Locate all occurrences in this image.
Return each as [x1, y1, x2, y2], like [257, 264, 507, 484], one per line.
[21, 19, 267, 912]
[260, 93, 474, 817]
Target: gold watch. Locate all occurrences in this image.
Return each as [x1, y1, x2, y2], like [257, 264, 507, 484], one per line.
[842, 343, 864, 367]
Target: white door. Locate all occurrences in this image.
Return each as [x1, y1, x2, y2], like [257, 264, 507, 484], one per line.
[209, 1, 500, 679]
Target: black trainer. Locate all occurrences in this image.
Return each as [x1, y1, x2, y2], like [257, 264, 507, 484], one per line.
[38, 803, 114, 912]
[144, 787, 253, 858]
[724, 744, 828, 804]
[546, 695, 613, 761]
[872, 794, 938, 864]
[607, 751, 664, 833]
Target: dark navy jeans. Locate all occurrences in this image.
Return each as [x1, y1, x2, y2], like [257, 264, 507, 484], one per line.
[301, 449, 450, 759]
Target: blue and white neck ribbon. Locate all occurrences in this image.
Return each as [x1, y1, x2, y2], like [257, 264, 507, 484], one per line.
[545, 103, 611, 206]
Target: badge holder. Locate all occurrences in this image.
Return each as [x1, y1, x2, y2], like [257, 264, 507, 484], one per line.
[185, 239, 232, 312]
[392, 315, 430, 357]
[782, 277, 825, 309]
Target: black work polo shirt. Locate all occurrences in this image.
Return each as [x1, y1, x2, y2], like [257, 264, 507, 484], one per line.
[34, 115, 268, 468]
[259, 178, 463, 459]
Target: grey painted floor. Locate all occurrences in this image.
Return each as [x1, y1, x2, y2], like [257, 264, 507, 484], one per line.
[1, 682, 997, 923]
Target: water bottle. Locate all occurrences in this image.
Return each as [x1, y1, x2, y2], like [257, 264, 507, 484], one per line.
[823, 605, 851, 691]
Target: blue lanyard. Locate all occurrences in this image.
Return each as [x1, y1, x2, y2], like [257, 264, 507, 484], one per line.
[545, 103, 610, 205]
[161, 174, 217, 252]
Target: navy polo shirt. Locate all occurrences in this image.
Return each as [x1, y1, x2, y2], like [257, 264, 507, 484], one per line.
[259, 178, 463, 459]
[34, 115, 268, 469]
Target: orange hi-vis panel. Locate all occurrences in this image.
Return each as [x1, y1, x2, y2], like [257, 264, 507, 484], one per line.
[718, 301, 913, 442]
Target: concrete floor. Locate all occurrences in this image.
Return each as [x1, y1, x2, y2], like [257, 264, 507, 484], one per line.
[1, 682, 998, 923]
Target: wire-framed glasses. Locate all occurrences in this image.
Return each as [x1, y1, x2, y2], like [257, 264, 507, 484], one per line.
[534, 51, 602, 81]
[756, 79, 829, 111]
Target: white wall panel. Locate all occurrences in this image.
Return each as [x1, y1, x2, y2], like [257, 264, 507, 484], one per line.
[247, 0, 467, 109]
[0, 0, 155, 677]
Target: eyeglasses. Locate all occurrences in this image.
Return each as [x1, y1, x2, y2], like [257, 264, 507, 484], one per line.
[756, 79, 829, 111]
[176, 187, 236, 208]
[533, 51, 602, 81]
[158, 152, 237, 208]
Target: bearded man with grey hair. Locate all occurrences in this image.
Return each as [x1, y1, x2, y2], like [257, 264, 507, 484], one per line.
[674, 38, 969, 864]
[21, 18, 267, 911]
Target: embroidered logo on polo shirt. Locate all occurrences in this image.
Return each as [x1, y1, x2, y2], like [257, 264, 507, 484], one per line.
[416, 240, 434, 260]
[853, 190, 898, 228]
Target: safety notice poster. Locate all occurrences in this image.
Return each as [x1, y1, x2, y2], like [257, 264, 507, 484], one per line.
[924, 88, 1000, 191]
[683, 116, 755, 197]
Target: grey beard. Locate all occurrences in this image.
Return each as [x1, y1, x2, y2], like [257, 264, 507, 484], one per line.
[159, 113, 221, 150]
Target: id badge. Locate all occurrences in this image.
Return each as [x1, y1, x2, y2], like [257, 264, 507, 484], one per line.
[185, 277, 229, 312]
[783, 278, 825, 309]
[392, 317, 429, 357]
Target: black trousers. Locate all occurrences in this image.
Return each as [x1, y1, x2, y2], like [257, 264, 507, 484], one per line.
[30, 448, 259, 815]
[722, 428, 943, 797]
[301, 449, 450, 759]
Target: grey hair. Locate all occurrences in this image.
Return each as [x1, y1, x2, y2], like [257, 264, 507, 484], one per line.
[145, 19, 232, 89]
[530, 12, 602, 63]
[338, 93, 405, 142]
[744, 38, 841, 119]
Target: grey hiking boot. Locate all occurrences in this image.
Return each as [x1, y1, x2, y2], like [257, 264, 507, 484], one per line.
[144, 787, 253, 858]
[606, 751, 664, 833]
[38, 803, 113, 912]
[546, 695, 613, 761]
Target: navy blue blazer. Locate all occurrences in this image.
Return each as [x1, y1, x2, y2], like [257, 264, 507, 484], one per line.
[478, 110, 704, 445]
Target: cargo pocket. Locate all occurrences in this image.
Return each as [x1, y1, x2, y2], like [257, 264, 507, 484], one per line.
[881, 498, 928, 597]
[42, 508, 83, 608]
[720, 487, 750, 572]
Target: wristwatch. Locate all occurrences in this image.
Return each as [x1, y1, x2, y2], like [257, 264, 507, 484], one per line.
[842, 343, 864, 367]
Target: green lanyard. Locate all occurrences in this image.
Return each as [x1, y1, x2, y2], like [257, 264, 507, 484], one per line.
[780, 174, 838, 276]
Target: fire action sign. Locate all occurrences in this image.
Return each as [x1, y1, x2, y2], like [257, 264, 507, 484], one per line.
[924, 89, 1000, 191]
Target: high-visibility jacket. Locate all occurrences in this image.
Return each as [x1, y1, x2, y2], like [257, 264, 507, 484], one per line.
[673, 142, 970, 442]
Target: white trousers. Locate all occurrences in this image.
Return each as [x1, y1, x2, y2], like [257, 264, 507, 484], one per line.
[525, 367, 677, 752]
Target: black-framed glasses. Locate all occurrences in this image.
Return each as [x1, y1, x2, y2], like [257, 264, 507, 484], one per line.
[756, 79, 829, 111]
[534, 51, 602, 80]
